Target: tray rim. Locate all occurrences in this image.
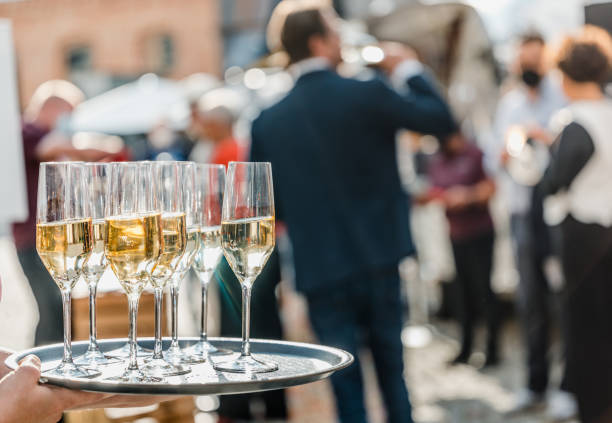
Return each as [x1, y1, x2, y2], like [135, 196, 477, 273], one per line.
[4, 337, 354, 396]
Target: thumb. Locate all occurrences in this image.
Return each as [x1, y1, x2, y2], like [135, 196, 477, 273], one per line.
[10, 355, 42, 386]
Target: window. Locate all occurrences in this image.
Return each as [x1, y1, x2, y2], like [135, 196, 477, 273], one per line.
[66, 45, 92, 72]
[144, 33, 175, 74]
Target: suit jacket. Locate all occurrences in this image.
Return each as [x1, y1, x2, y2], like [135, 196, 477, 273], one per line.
[250, 69, 455, 295]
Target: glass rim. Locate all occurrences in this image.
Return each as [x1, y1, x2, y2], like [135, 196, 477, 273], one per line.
[39, 161, 75, 166]
[37, 162, 91, 224]
[83, 161, 109, 167]
[151, 161, 181, 168]
[227, 161, 270, 165]
[109, 160, 142, 164]
[108, 161, 149, 168]
[195, 162, 225, 169]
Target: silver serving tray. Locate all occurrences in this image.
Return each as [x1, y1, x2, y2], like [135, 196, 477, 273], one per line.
[4, 337, 353, 395]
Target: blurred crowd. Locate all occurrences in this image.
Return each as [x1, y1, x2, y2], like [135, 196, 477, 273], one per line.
[6, 1, 612, 423]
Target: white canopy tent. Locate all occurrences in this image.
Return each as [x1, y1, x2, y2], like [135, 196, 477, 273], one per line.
[71, 73, 191, 135]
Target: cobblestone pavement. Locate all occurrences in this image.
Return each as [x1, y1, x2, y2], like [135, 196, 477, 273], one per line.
[404, 323, 575, 423]
[283, 291, 578, 423]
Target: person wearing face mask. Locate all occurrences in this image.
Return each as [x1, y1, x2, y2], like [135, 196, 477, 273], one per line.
[491, 33, 575, 419]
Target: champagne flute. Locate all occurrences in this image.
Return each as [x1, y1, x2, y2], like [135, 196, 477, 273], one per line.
[141, 161, 191, 377]
[105, 161, 163, 383]
[36, 162, 100, 378]
[105, 162, 154, 361]
[213, 162, 278, 374]
[75, 163, 120, 367]
[186, 163, 232, 361]
[165, 161, 206, 364]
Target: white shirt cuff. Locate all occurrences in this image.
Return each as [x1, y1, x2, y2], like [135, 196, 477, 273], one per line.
[391, 59, 423, 90]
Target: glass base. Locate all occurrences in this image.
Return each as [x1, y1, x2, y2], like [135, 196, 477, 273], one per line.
[141, 357, 191, 377]
[105, 368, 162, 383]
[164, 343, 206, 364]
[45, 361, 101, 379]
[106, 342, 153, 359]
[74, 345, 122, 367]
[185, 340, 232, 361]
[213, 354, 278, 374]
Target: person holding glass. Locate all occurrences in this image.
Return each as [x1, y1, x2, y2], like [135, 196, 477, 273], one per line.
[250, 4, 455, 423]
[535, 25, 612, 423]
[490, 33, 573, 417]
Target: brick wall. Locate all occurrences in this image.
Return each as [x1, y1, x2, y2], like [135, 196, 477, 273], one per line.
[0, 0, 222, 105]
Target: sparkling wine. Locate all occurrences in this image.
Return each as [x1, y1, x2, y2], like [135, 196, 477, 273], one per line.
[36, 218, 93, 290]
[192, 225, 222, 281]
[83, 219, 107, 284]
[173, 227, 200, 278]
[150, 213, 186, 288]
[105, 213, 162, 295]
[221, 216, 275, 285]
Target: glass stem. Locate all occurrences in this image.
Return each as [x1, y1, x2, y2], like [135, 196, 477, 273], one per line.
[241, 283, 252, 357]
[170, 283, 179, 347]
[153, 287, 164, 359]
[61, 289, 74, 364]
[199, 276, 209, 343]
[87, 281, 98, 351]
[127, 292, 141, 371]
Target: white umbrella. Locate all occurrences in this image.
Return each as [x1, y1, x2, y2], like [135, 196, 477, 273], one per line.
[71, 73, 190, 135]
[180, 72, 221, 103]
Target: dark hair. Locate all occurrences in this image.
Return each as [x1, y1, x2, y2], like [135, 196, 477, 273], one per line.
[280, 8, 328, 64]
[520, 31, 545, 46]
[556, 25, 612, 84]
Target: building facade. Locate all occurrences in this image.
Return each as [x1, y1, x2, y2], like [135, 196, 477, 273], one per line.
[0, 0, 222, 105]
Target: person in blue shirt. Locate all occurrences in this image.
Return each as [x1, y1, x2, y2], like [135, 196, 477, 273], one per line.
[491, 33, 575, 419]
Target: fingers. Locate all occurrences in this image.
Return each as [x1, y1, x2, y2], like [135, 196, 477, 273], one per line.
[0, 355, 42, 409]
[11, 355, 42, 386]
[3, 353, 179, 413]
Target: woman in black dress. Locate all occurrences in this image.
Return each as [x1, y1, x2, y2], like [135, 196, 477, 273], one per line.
[537, 26, 612, 423]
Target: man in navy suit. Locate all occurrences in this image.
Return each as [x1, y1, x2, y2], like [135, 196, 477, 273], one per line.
[250, 5, 456, 423]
